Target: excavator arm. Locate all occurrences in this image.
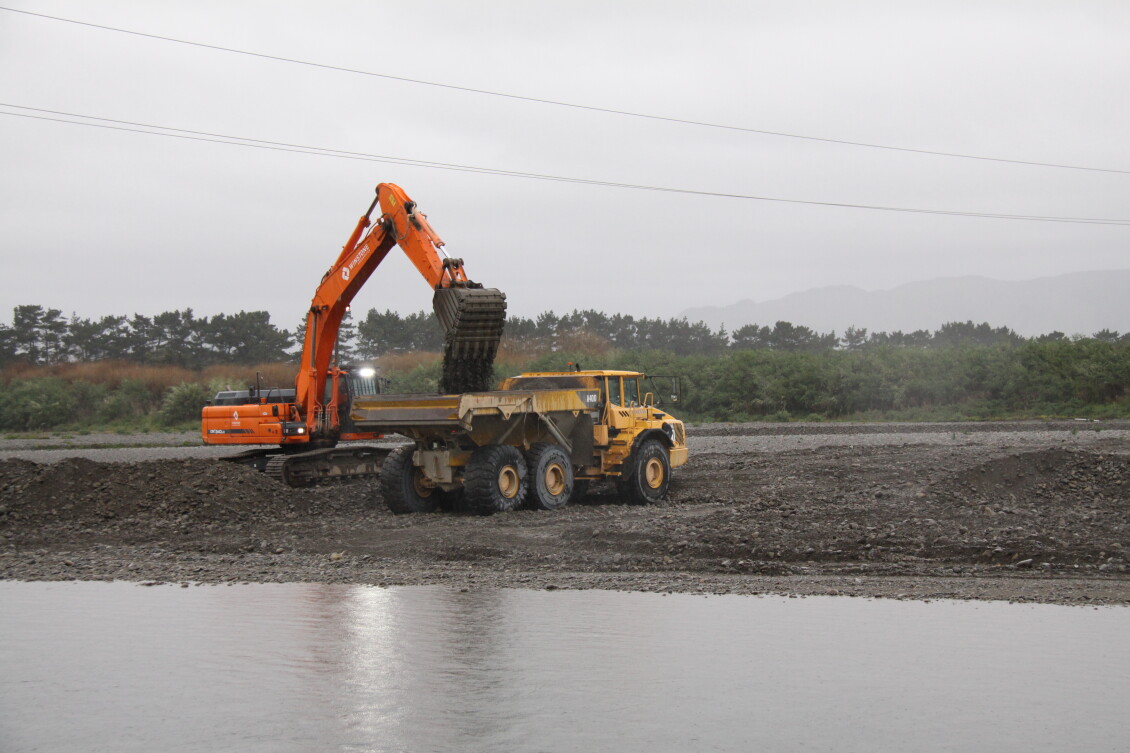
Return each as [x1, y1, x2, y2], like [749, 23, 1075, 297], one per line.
[295, 182, 506, 443]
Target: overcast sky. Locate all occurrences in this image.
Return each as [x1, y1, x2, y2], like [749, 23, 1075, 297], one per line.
[1, 0, 1127, 327]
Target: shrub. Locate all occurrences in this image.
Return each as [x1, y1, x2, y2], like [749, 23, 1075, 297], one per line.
[0, 378, 78, 430]
[385, 360, 442, 393]
[99, 379, 161, 421]
[159, 382, 212, 425]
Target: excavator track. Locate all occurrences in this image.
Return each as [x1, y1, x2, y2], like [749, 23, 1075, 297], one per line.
[434, 286, 507, 394]
[240, 446, 392, 488]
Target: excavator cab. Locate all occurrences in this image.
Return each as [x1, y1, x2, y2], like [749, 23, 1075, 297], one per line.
[323, 366, 390, 439]
[345, 367, 383, 399]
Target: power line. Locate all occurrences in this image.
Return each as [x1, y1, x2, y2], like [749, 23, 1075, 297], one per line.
[2, 103, 1127, 226]
[3, 4, 1128, 176]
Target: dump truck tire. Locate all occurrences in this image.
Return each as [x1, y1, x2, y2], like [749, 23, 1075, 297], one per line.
[617, 438, 670, 505]
[381, 446, 441, 514]
[465, 444, 527, 515]
[525, 443, 573, 511]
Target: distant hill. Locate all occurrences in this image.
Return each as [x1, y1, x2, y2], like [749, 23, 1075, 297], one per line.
[681, 270, 1130, 337]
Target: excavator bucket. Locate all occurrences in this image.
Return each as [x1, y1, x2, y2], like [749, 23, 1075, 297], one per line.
[433, 286, 508, 394]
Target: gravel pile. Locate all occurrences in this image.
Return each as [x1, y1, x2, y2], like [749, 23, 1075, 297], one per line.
[1, 425, 1128, 603]
[0, 458, 382, 547]
[922, 449, 1128, 568]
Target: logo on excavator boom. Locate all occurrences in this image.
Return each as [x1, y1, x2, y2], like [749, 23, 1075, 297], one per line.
[341, 246, 369, 282]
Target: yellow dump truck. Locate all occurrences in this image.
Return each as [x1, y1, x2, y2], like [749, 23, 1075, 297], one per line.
[351, 370, 687, 515]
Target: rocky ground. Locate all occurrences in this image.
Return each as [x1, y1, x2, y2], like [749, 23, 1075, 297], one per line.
[2, 421, 1128, 604]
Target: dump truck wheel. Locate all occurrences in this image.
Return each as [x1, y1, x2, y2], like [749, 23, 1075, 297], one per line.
[381, 446, 441, 514]
[526, 443, 573, 511]
[465, 444, 528, 515]
[617, 439, 670, 505]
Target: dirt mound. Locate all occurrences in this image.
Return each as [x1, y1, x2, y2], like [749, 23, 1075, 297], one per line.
[0, 458, 383, 544]
[573, 447, 1129, 574]
[2, 437, 1127, 594]
[914, 449, 1129, 565]
[928, 449, 1128, 510]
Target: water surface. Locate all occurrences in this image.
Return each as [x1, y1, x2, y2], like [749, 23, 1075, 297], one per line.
[1, 582, 1127, 752]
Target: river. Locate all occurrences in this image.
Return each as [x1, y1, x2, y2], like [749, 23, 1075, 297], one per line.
[1, 582, 1127, 752]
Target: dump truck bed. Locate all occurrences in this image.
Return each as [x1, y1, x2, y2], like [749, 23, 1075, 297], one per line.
[351, 388, 600, 437]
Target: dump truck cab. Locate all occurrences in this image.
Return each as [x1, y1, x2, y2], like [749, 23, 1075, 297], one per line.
[499, 369, 688, 479]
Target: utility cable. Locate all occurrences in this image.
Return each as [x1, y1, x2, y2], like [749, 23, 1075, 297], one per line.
[2, 103, 1127, 226]
[2, 5, 1127, 176]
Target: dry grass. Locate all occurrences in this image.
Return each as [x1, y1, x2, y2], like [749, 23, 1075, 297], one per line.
[201, 363, 297, 390]
[1, 335, 616, 392]
[557, 330, 614, 355]
[1, 361, 195, 390]
[495, 341, 544, 365]
[1, 360, 301, 391]
[495, 333, 616, 372]
[376, 352, 442, 373]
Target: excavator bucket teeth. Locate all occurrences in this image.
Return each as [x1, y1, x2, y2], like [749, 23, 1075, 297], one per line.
[433, 287, 507, 394]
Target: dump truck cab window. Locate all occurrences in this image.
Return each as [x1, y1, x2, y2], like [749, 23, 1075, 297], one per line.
[622, 377, 640, 407]
[605, 376, 621, 407]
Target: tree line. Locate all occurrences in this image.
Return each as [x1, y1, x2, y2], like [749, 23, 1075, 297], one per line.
[1, 306, 1128, 429]
[4, 303, 1130, 369]
[0, 306, 293, 368]
[633, 339, 1130, 421]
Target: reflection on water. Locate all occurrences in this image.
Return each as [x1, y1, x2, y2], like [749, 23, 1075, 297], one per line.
[1, 582, 1128, 753]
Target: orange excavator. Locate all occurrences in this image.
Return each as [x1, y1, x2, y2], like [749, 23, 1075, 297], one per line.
[201, 182, 507, 485]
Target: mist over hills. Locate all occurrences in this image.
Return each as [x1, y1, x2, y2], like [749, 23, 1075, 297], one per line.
[680, 271, 1130, 338]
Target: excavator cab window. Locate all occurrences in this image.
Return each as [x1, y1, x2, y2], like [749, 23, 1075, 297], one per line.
[348, 373, 381, 398]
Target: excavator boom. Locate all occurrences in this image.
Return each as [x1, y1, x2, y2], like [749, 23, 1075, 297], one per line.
[297, 182, 506, 440]
[203, 182, 507, 480]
